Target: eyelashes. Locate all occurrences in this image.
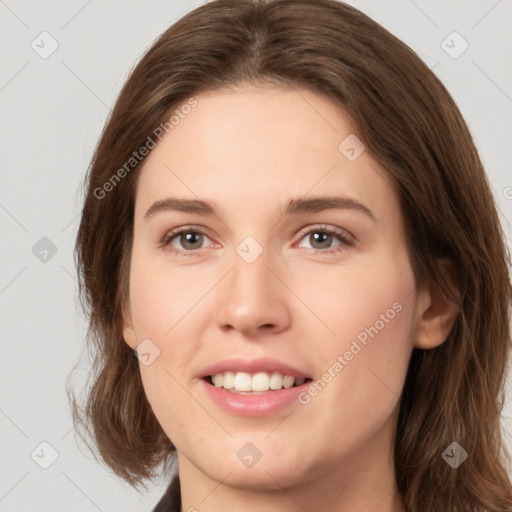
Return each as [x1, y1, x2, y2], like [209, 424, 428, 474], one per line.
[159, 224, 355, 257]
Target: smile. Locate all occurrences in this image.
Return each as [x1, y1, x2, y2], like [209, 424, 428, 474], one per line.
[205, 371, 310, 393]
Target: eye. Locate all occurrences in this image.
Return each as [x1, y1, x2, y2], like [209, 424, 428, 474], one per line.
[159, 224, 355, 257]
[159, 226, 214, 256]
[296, 224, 354, 255]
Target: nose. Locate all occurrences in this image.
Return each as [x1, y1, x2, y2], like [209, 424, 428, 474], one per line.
[215, 247, 292, 338]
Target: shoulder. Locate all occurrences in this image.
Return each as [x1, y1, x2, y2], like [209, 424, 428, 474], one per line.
[151, 475, 181, 512]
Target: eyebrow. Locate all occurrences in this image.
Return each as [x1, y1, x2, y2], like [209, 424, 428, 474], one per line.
[144, 195, 375, 221]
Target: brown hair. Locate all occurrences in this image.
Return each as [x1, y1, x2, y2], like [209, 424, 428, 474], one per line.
[70, 0, 512, 509]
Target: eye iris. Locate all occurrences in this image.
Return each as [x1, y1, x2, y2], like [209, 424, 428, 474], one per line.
[181, 232, 203, 250]
[310, 232, 332, 249]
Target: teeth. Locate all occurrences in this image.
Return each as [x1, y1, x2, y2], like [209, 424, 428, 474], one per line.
[222, 371, 234, 389]
[269, 372, 284, 390]
[282, 375, 295, 389]
[234, 372, 252, 391]
[210, 371, 307, 392]
[213, 373, 224, 388]
[252, 372, 270, 391]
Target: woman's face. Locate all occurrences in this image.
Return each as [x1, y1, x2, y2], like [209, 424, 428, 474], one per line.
[123, 85, 425, 491]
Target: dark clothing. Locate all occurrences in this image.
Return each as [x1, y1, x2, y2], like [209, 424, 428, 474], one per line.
[152, 475, 181, 512]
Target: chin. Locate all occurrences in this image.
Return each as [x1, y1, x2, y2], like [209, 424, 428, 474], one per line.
[192, 442, 309, 490]
[208, 462, 306, 492]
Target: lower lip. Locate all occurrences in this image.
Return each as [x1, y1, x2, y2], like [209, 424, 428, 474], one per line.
[199, 378, 310, 417]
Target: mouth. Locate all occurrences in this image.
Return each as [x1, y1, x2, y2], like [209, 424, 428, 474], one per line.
[198, 359, 314, 416]
[203, 371, 313, 394]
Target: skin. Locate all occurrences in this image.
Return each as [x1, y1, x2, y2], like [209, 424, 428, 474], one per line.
[122, 85, 458, 512]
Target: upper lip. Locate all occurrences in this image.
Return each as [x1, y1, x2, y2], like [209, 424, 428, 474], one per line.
[198, 357, 311, 379]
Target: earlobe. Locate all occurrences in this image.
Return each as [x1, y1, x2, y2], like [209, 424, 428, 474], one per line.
[122, 301, 137, 349]
[413, 259, 460, 350]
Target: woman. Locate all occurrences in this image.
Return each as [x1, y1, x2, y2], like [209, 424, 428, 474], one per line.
[70, 1, 512, 510]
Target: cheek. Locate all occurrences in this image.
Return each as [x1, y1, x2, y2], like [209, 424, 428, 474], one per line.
[325, 275, 413, 364]
[298, 247, 416, 363]
[294, 254, 416, 455]
[128, 255, 214, 340]
[126, 259, 218, 443]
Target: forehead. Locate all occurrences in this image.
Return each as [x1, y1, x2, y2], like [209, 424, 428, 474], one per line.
[134, 85, 398, 222]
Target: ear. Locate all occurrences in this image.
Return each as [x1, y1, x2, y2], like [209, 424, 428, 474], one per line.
[122, 300, 138, 350]
[413, 258, 460, 350]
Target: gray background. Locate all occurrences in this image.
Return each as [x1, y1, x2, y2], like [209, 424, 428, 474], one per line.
[1, 1, 511, 510]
